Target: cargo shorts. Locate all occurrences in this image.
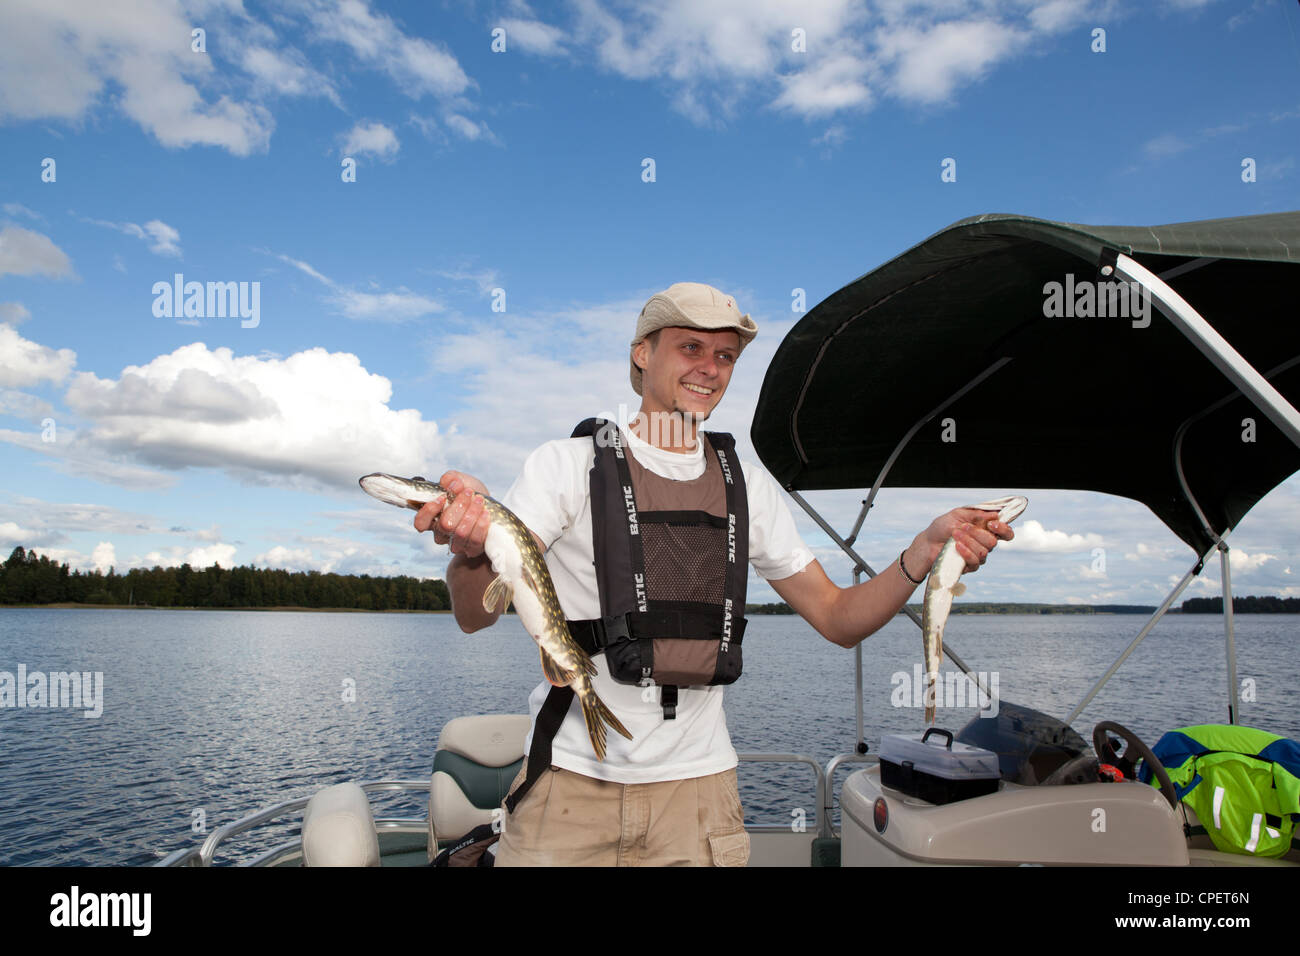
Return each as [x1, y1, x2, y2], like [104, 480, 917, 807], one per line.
[494, 764, 750, 867]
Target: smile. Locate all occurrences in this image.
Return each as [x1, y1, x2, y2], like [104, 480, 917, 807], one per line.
[682, 383, 714, 395]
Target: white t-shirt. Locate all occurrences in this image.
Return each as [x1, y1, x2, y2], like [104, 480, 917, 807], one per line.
[500, 425, 814, 784]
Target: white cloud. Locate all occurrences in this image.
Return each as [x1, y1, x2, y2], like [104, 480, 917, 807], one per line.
[0, 520, 47, 548]
[875, 18, 1027, 104]
[332, 288, 444, 321]
[0, 426, 179, 489]
[0, 0, 274, 155]
[275, 252, 444, 321]
[1124, 541, 1179, 561]
[0, 302, 31, 325]
[186, 543, 237, 568]
[499, 17, 570, 56]
[58, 341, 442, 492]
[407, 113, 440, 139]
[307, 0, 474, 99]
[256, 545, 316, 568]
[240, 45, 340, 105]
[132, 542, 238, 569]
[0, 387, 54, 422]
[773, 54, 873, 116]
[0, 225, 75, 279]
[0, 497, 161, 537]
[1228, 549, 1275, 574]
[429, 265, 502, 296]
[2, 203, 42, 221]
[83, 216, 182, 257]
[539, 0, 1101, 124]
[0, 322, 76, 388]
[341, 121, 400, 159]
[996, 519, 1104, 553]
[90, 541, 116, 573]
[812, 125, 848, 149]
[442, 113, 495, 142]
[253, 540, 403, 576]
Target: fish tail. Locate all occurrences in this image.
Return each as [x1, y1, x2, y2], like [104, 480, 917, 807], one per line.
[579, 686, 633, 761]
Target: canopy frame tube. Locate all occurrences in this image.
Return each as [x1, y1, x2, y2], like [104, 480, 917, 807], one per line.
[1111, 253, 1300, 449]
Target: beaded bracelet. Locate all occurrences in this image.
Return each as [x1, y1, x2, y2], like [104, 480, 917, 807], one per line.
[898, 550, 924, 586]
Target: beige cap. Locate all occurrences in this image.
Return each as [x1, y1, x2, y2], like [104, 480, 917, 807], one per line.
[629, 282, 757, 395]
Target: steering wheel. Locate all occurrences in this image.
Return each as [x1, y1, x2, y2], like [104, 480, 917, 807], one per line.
[1092, 720, 1178, 809]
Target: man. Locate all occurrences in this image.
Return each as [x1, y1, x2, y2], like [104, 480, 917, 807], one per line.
[414, 282, 1013, 866]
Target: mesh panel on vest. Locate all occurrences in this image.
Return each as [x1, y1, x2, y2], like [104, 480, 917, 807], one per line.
[639, 522, 727, 604]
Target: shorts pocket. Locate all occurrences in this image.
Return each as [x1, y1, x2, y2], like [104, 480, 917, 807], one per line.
[707, 826, 750, 867]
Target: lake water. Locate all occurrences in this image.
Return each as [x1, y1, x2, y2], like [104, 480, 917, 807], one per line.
[0, 608, 1295, 865]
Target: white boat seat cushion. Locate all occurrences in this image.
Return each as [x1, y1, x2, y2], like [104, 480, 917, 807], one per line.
[429, 714, 530, 855]
[302, 782, 380, 867]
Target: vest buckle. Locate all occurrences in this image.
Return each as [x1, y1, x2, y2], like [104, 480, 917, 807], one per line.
[597, 613, 631, 649]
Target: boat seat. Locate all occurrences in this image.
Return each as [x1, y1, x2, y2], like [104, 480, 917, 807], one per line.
[301, 782, 380, 867]
[428, 714, 530, 861]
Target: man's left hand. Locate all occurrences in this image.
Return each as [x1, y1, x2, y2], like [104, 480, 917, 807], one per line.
[920, 507, 1016, 574]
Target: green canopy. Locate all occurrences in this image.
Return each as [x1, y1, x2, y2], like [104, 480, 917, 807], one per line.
[751, 212, 1300, 556]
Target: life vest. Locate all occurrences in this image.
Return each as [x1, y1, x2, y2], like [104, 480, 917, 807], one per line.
[1139, 723, 1300, 858]
[504, 418, 750, 814]
[565, 417, 749, 718]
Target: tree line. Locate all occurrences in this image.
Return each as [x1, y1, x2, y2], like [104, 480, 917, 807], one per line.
[1, 546, 451, 611]
[1180, 595, 1300, 613]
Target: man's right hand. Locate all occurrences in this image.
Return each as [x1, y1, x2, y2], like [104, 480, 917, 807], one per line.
[414, 470, 492, 560]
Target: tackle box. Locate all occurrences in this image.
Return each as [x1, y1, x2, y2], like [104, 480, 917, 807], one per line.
[879, 728, 1001, 805]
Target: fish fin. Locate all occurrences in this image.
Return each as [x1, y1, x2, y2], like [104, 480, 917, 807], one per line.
[951, 581, 966, 598]
[540, 646, 580, 687]
[579, 687, 634, 761]
[483, 574, 513, 614]
[521, 563, 541, 594]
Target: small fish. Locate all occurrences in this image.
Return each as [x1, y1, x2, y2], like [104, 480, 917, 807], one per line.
[920, 495, 1027, 724]
[358, 472, 633, 760]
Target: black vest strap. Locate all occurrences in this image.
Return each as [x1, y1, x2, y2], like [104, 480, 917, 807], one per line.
[661, 684, 678, 720]
[567, 609, 747, 653]
[504, 684, 573, 814]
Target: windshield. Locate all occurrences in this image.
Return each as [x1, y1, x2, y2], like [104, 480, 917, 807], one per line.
[955, 702, 1088, 785]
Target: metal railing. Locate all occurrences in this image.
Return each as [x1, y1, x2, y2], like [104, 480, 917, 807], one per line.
[155, 779, 430, 866]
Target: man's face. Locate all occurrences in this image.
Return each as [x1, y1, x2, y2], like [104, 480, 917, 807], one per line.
[633, 325, 741, 422]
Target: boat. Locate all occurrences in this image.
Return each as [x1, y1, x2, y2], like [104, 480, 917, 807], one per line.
[156, 210, 1300, 867]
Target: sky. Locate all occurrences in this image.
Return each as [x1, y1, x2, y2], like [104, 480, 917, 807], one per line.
[0, 0, 1298, 607]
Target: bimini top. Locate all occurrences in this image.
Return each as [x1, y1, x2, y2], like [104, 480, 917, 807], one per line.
[750, 211, 1300, 556]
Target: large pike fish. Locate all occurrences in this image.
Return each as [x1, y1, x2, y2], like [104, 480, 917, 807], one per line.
[920, 495, 1028, 724]
[359, 473, 633, 760]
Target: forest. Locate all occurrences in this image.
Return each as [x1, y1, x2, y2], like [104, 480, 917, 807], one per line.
[1180, 596, 1300, 613]
[0, 546, 451, 611]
